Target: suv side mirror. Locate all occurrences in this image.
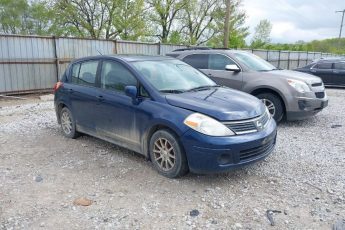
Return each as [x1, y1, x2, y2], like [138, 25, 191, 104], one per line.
[125, 85, 138, 100]
[225, 64, 241, 72]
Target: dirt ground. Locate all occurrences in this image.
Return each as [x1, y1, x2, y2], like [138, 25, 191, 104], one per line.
[0, 90, 344, 230]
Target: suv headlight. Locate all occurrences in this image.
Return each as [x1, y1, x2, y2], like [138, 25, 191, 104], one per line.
[287, 79, 311, 93]
[184, 113, 234, 136]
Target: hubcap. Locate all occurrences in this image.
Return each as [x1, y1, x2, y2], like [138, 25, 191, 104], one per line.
[61, 111, 72, 135]
[153, 138, 175, 171]
[261, 99, 276, 117]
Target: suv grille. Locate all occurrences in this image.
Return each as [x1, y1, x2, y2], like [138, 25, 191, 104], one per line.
[224, 111, 270, 135]
[315, 92, 325, 98]
[312, 82, 322, 87]
[240, 139, 275, 161]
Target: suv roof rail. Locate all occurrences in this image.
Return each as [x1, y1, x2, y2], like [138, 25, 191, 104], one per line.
[172, 47, 211, 52]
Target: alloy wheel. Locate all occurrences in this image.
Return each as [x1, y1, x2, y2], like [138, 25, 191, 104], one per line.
[61, 111, 72, 135]
[153, 138, 176, 171]
[261, 98, 276, 117]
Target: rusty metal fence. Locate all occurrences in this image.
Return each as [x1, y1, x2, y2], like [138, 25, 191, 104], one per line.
[0, 34, 343, 94]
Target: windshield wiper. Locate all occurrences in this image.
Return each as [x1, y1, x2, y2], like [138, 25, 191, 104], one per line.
[159, 89, 185, 94]
[186, 85, 221, 92]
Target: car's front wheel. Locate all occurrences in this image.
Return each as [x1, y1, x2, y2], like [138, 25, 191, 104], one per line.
[256, 93, 284, 122]
[60, 107, 79, 139]
[149, 129, 188, 178]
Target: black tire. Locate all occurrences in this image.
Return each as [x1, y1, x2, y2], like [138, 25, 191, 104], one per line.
[59, 107, 80, 139]
[256, 93, 284, 122]
[149, 129, 189, 178]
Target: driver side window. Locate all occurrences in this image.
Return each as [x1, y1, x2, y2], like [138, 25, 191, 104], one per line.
[100, 61, 137, 93]
[209, 54, 236, 70]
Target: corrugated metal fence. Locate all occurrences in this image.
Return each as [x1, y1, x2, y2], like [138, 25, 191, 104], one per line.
[0, 34, 342, 94]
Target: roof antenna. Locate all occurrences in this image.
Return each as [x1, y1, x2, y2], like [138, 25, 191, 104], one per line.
[97, 49, 103, 55]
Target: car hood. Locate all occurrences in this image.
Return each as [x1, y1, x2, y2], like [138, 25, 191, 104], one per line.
[165, 87, 265, 121]
[264, 70, 322, 85]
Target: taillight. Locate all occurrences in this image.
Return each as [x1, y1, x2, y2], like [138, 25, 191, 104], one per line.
[53, 82, 63, 93]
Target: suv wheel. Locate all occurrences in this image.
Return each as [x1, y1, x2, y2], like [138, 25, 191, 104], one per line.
[256, 93, 284, 122]
[149, 129, 188, 178]
[60, 107, 80, 138]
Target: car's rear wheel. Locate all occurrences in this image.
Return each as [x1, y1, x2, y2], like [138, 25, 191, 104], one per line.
[60, 107, 79, 139]
[256, 93, 284, 122]
[149, 129, 188, 178]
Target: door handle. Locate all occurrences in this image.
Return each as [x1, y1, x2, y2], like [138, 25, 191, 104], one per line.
[207, 73, 213, 77]
[68, 89, 74, 94]
[97, 95, 105, 102]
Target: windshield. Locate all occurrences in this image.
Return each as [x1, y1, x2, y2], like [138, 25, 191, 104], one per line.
[131, 59, 216, 93]
[234, 52, 277, 71]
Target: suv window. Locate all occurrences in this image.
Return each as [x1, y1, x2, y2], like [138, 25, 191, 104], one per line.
[100, 61, 137, 92]
[315, 62, 333, 69]
[183, 54, 208, 69]
[334, 62, 345, 70]
[209, 54, 236, 70]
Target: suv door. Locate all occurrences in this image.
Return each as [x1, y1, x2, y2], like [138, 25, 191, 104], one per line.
[66, 60, 100, 132]
[333, 61, 345, 86]
[96, 60, 141, 149]
[207, 54, 243, 90]
[182, 53, 243, 90]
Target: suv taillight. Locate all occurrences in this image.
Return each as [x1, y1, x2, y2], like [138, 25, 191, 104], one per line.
[53, 82, 63, 93]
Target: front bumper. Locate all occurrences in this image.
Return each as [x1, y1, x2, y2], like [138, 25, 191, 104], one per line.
[286, 93, 328, 121]
[180, 118, 277, 174]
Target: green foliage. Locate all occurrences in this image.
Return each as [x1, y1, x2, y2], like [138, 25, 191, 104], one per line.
[0, 0, 29, 34]
[207, 0, 249, 48]
[262, 38, 345, 54]
[250, 19, 272, 48]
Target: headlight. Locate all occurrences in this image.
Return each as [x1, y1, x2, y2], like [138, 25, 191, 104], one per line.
[184, 113, 234, 136]
[287, 79, 311, 93]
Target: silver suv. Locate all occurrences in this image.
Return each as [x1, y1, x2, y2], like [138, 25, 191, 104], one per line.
[167, 48, 328, 122]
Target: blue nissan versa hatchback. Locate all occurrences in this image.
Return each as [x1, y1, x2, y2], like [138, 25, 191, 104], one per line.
[54, 55, 277, 178]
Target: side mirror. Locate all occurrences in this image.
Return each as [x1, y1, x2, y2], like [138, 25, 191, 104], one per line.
[124, 85, 138, 100]
[225, 64, 241, 72]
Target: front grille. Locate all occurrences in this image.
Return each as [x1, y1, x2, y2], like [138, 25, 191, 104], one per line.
[224, 111, 270, 135]
[240, 139, 275, 161]
[315, 92, 325, 98]
[312, 82, 322, 87]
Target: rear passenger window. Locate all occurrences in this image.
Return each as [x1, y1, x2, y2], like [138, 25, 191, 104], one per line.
[334, 62, 345, 70]
[315, 62, 332, 69]
[183, 54, 209, 69]
[100, 61, 137, 92]
[78, 61, 98, 86]
[209, 54, 236, 70]
[71, 63, 80, 84]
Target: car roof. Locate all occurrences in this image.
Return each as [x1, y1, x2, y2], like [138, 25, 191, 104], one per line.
[168, 49, 250, 55]
[316, 57, 345, 62]
[73, 55, 175, 63]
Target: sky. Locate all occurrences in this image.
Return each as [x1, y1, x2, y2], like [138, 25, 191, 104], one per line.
[242, 0, 345, 44]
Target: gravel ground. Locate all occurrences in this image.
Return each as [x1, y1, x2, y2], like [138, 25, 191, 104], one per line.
[0, 89, 344, 229]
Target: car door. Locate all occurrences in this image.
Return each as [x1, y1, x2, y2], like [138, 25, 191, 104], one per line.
[333, 61, 345, 86]
[206, 54, 243, 90]
[310, 62, 334, 85]
[182, 53, 243, 90]
[96, 60, 141, 150]
[65, 60, 100, 132]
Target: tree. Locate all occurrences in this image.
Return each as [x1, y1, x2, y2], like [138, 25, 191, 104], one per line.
[147, 0, 187, 43]
[0, 0, 29, 34]
[251, 19, 272, 48]
[207, 0, 248, 48]
[223, 0, 231, 48]
[112, 0, 147, 40]
[179, 0, 222, 45]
